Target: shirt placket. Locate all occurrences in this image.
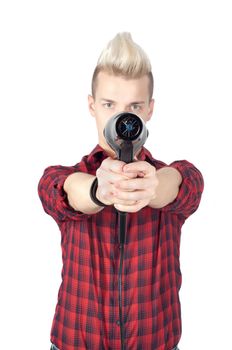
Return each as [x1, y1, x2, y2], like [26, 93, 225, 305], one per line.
[109, 213, 126, 350]
[113, 242, 124, 350]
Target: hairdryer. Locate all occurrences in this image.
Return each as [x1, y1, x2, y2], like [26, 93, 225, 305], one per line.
[103, 112, 149, 163]
[103, 112, 149, 350]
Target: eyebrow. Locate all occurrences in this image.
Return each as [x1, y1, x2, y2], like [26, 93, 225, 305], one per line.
[100, 98, 145, 104]
[100, 99, 115, 103]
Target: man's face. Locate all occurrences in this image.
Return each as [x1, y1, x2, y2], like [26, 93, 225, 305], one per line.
[88, 71, 154, 157]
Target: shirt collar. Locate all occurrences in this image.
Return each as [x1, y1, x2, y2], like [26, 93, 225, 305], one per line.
[87, 144, 153, 164]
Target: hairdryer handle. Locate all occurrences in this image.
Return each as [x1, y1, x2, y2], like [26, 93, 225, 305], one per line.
[119, 141, 134, 163]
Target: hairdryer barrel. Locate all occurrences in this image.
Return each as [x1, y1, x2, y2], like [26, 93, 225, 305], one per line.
[103, 112, 149, 163]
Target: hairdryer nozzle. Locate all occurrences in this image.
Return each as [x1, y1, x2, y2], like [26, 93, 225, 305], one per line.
[103, 112, 148, 162]
[115, 113, 143, 141]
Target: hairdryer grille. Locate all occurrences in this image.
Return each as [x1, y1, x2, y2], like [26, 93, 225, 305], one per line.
[103, 112, 148, 161]
[115, 114, 143, 141]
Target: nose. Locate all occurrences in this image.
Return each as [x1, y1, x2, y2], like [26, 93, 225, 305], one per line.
[115, 106, 126, 114]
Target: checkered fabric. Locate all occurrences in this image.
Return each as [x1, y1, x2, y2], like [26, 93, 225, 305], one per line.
[38, 144, 204, 350]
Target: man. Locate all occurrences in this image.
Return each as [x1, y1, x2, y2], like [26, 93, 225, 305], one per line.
[38, 32, 204, 350]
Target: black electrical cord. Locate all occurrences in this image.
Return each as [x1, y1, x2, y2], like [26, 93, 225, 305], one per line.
[117, 210, 127, 350]
[116, 142, 133, 350]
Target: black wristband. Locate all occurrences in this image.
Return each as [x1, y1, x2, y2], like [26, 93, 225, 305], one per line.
[90, 177, 106, 207]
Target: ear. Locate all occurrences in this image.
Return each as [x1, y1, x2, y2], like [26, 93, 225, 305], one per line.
[147, 98, 155, 121]
[88, 94, 96, 117]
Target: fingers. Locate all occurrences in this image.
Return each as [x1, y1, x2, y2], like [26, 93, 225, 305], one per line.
[103, 157, 138, 178]
[113, 176, 158, 205]
[114, 199, 149, 213]
[114, 198, 138, 206]
[97, 181, 139, 206]
[123, 161, 156, 176]
[115, 177, 152, 190]
[96, 167, 135, 184]
[114, 189, 150, 201]
[97, 158, 137, 182]
[101, 157, 126, 174]
[96, 182, 117, 206]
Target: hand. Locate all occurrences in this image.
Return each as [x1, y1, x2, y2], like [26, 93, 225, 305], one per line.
[96, 157, 138, 206]
[96, 157, 159, 212]
[113, 161, 159, 213]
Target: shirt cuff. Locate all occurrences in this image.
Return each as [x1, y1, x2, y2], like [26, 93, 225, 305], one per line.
[161, 160, 204, 220]
[53, 173, 91, 222]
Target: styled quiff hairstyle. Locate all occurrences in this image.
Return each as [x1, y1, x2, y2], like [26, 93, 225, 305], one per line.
[91, 32, 153, 100]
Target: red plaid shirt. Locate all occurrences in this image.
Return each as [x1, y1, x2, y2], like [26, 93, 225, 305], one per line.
[38, 144, 204, 350]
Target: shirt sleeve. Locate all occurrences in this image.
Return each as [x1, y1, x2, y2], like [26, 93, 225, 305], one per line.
[37, 162, 91, 225]
[161, 160, 204, 220]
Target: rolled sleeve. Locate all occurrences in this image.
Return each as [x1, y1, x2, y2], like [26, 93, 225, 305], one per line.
[38, 164, 91, 225]
[161, 160, 204, 220]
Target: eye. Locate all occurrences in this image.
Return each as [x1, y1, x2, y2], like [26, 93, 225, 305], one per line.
[131, 104, 141, 112]
[103, 102, 114, 109]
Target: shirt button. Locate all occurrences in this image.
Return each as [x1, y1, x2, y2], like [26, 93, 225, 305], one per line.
[116, 320, 120, 326]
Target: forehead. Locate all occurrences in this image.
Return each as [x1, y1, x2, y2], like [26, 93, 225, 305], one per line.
[95, 71, 150, 101]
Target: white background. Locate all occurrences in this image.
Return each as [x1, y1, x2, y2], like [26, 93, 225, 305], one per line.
[0, 1, 231, 349]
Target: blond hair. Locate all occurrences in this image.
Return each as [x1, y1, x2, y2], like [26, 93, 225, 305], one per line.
[91, 32, 153, 99]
